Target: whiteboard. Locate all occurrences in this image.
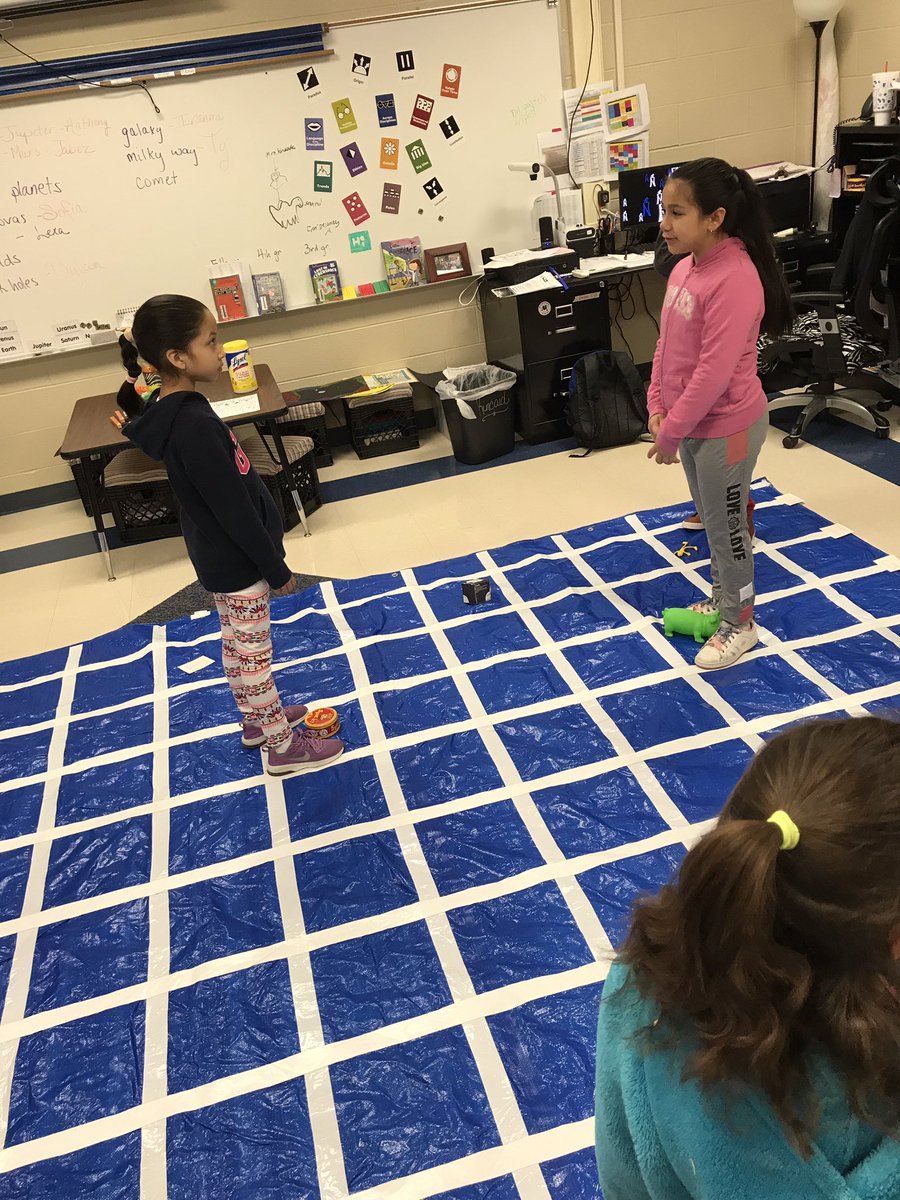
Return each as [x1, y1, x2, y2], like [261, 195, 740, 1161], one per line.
[0, 0, 565, 362]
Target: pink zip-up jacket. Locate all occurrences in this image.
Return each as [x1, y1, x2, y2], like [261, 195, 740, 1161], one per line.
[648, 237, 768, 456]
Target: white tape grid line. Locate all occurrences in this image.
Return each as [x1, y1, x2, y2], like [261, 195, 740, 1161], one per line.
[325, 579, 554, 1200]
[0, 644, 81, 1151]
[140, 627, 172, 1200]
[0, 486, 898, 1193]
[262, 767, 349, 1198]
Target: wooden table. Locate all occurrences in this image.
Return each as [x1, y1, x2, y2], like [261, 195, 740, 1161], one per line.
[57, 363, 309, 581]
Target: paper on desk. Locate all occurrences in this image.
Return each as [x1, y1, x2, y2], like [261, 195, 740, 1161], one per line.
[507, 271, 565, 295]
[484, 247, 572, 268]
[747, 161, 814, 181]
[577, 253, 655, 274]
[211, 394, 261, 419]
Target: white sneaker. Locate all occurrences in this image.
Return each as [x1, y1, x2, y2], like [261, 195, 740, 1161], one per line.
[688, 597, 720, 616]
[682, 512, 704, 531]
[695, 621, 758, 670]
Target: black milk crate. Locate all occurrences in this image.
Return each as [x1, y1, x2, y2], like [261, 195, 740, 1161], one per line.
[103, 450, 180, 544]
[239, 432, 323, 533]
[70, 452, 118, 516]
[276, 395, 333, 468]
[343, 393, 419, 459]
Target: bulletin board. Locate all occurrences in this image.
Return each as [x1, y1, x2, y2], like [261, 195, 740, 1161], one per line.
[0, 0, 565, 361]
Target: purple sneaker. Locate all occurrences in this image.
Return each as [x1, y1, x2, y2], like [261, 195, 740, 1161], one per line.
[242, 705, 308, 748]
[266, 728, 344, 776]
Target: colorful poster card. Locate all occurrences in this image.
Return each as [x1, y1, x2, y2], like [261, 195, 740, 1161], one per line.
[406, 139, 432, 173]
[376, 93, 398, 127]
[332, 97, 358, 134]
[411, 94, 435, 130]
[441, 64, 462, 99]
[342, 191, 371, 225]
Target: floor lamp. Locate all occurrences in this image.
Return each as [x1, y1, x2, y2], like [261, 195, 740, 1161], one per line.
[794, 0, 844, 224]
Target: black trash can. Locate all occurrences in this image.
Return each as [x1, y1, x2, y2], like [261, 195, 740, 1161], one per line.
[436, 365, 517, 465]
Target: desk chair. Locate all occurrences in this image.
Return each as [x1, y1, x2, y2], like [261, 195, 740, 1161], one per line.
[764, 157, 900, 449]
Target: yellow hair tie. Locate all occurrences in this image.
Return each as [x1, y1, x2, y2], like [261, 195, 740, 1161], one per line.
[767, 810, 800, 851]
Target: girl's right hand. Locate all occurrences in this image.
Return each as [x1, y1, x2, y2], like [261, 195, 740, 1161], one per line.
[648, 413, 664, 439]
[272, 575, 298, 598]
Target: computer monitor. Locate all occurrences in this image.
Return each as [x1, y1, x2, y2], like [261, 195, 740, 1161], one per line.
[618, 162, 683, 229]
[756, 173, 811, 234]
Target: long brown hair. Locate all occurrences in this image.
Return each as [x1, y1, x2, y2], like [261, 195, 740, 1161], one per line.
[671, 157, 793, 338]
[619, 715, 900, 1154]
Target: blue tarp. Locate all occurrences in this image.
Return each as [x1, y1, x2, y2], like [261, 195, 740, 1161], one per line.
[1, 481, 898, 1197]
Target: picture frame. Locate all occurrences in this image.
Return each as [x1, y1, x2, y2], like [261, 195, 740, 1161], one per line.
[424, 242, 471, 282]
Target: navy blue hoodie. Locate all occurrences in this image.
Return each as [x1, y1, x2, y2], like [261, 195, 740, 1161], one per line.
[123, 391, 291, 594]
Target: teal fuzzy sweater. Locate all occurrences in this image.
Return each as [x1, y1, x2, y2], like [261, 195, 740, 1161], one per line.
[595, 962, 900, 1199]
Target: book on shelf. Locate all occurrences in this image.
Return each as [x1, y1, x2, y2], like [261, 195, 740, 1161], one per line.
[252, 272, 286, 314]
[309, 260, 343, 304]
[209, 274, 248, 321]
[381, 238, 424, 291]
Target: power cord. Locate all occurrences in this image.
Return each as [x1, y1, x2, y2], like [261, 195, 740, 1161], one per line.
[565, 0, 596, 182]
[458, 276, 486, 308]
[636, 271, 659, 334]
[1, 31, 160, 113]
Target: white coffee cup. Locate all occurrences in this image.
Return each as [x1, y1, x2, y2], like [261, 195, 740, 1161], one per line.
[872, 71, 898, 126]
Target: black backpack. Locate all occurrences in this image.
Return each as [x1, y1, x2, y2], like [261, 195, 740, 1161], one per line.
[565, 349, 648, 456]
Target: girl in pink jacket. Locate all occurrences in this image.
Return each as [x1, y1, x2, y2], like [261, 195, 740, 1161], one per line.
[647, 158, 791, 670]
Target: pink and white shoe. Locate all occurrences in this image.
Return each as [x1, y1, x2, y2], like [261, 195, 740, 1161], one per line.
[242, 705, 308, 748]
[266, 728, 344, 776]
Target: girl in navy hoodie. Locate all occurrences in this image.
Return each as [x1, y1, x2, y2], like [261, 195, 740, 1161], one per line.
[113, 294, 342, 777]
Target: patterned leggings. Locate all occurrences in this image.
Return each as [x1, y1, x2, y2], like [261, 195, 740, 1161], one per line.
[213, 582, 291, 750]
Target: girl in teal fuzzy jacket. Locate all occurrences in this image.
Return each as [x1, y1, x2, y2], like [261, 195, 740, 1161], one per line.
[595, 716, 900, 1199]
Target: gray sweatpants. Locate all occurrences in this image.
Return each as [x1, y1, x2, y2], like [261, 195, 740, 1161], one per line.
[679, 412, 768, 626]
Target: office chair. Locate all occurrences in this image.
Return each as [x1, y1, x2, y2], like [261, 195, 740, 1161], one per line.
[765, 157, 900, 449]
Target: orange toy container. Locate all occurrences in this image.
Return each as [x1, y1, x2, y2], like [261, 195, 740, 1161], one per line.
[305, 707, 341, 738]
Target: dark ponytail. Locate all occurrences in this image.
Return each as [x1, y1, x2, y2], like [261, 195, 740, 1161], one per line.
[672, 157, 793, 338]
[116, 294, 209, 417]
[618, 715, 900, 1155]
[116, 332, 143, 419]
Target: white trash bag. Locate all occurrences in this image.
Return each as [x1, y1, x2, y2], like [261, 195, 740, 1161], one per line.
[436, 364, 517, 420]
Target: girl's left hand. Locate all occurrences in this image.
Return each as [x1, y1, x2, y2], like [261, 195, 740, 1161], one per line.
[110, 409, 129, 433]
[646, 442, 679, 466]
